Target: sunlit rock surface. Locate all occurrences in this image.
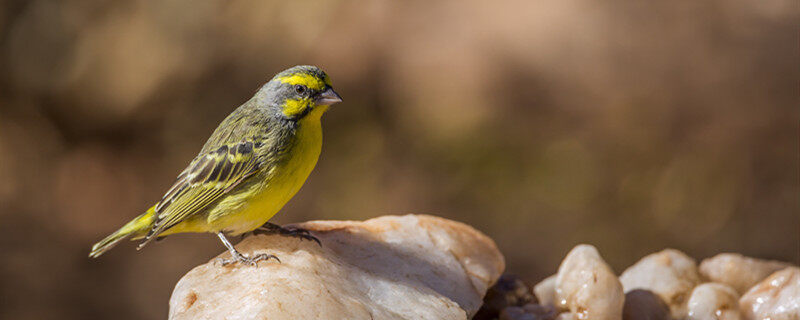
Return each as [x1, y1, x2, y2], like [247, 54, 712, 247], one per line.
[687, 283, 741, 320]
[739, 267, 800, 320]
[554, 244, 624, 320]
[699, 253, 792, 294]
[620, 249, 702, 318]
[168, 214, 504, 320]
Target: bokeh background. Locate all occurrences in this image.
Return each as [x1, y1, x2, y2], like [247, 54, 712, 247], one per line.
[0, 0, 797, 318]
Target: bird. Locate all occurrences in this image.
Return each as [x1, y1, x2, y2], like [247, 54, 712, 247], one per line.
[89, 65, 342, 265]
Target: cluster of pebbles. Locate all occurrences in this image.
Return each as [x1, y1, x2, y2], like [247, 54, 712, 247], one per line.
[474, 245, 798, 320]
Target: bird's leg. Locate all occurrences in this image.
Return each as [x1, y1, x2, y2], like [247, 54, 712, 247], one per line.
[253, 222, 321, 246]
[216, 232, 279, 266]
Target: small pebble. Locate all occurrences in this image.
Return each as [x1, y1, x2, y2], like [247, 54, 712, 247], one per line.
[474, 274, 536, 320]
[739, 267, 800, 320]
[619, 249, 702, 318]
[699, 253, 791, 294]
[533, 275, 557, 306]
[499, 304, 558, 320]
[554, 312, 575, 320]
[555, 244, 624, 320]
[687, 283, 741, 320]
[622, 289, 671, 320]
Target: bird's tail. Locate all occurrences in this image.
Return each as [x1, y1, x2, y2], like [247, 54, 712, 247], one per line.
[89, 206, 156, 258]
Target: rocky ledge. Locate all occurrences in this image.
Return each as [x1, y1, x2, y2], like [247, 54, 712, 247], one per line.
[168, 214, 797, 320]
[169, 214, 505, 320]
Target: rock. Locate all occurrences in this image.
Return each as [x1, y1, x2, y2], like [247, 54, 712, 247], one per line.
[168, 214, 505, 320]
[534, 275, 557, 306]
[686, 283, 741, 320]
[739, 267, 800, 320]
[699, 253, 792, 294]
[499, 304, 558, 320]
[473, 274, 536, 320]
[499, 306, 536, 320]
[620, 249, 702, 318]
[554, 244, 624, 320]
[622, 289, 671, 320]
[555, 312, 575, 320]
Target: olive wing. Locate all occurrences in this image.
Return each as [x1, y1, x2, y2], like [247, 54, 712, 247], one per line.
[137, 141, 261, 249]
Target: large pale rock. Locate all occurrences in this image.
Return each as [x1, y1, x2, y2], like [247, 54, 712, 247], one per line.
[554, 244, 624, 320]
[699, 253, 792, 294]
[686, 283, 741, 320]
[620, 249, 702, 318]
[169, 214, 505, 320]
[739, 267, 800, 320]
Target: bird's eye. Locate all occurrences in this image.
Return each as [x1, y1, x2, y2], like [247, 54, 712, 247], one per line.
[294, 85, 307, 94]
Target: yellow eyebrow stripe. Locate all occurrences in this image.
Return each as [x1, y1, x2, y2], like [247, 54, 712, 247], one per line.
[276, 74, 327, 91]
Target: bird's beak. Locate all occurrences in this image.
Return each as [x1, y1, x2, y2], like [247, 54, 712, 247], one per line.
[315, 87, 343, 105]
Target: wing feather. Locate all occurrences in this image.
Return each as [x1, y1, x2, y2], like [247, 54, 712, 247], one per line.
[137, 141, 261, 249]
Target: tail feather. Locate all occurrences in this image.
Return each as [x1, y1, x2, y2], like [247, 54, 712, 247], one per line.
[89, 207, 156, 258]
[89, 231, 131, 258]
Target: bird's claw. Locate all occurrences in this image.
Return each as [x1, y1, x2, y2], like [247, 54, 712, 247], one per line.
[217, 252, 280, 267]
[253, 224, 322, 246]
[286, 229, 321, 246]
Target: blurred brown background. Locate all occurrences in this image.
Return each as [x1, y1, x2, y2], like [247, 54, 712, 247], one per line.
[0, 0, 797, 318]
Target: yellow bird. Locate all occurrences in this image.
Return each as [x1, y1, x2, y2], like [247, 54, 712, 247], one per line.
[89, 65, 342, 265]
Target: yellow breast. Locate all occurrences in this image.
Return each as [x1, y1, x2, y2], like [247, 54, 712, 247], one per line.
[207, 106, 327, 234]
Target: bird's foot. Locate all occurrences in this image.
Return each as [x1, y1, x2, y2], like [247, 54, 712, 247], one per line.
[253, 222, 321, 246]
[217, 251, 280, 267]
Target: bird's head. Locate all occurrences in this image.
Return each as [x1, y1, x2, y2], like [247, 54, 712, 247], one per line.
[260, 65, 342, 120]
